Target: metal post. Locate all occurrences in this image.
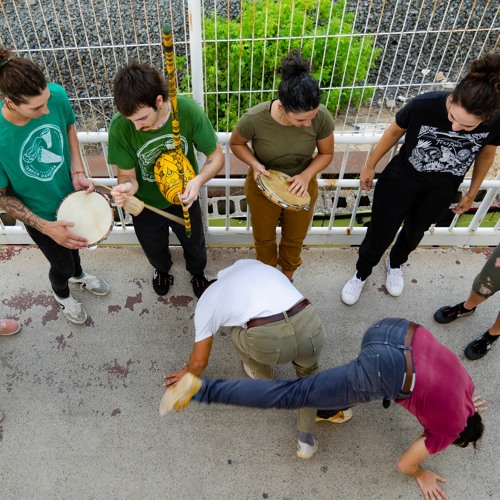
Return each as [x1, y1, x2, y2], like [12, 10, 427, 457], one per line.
[188, 0, 204, 108]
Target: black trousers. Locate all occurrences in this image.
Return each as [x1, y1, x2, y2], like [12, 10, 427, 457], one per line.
[132, 199, 207, 276]
[356, 161, 460, 280]
[26, 225, 83, 298]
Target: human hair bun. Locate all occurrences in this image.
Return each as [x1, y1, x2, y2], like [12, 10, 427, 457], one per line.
[0, 46, 14, 65]
[468, 53, 500, 93]
[277, 49, 320, 113]
[278, 49, 310, 80]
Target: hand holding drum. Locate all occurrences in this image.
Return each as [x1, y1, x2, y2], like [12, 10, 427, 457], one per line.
[257, 170, 311, 211]
[56, 191, 114, 246]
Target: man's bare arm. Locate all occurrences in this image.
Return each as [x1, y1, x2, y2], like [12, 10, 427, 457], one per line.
[397, 436, 448, 499]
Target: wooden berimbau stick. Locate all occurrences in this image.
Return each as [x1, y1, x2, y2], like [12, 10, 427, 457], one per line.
[93, 181, 186, 226]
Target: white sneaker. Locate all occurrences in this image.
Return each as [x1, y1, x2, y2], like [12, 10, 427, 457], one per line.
[341, 273, 366, 305]
[69, 272, 110, 296]
[53, 292, 88, 324]
[385, 257, 404, 297]
[297, 438, 318, 460]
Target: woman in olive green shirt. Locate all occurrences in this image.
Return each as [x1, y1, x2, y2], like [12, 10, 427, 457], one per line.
[230, 50, 334, 281]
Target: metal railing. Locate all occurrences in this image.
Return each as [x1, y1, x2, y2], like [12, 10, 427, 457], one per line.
[1, 1, 499, 247]
[1, 1, 498, 133]
[1, 131, 499, 247]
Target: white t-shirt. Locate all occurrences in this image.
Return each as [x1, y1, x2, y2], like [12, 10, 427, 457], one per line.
[194, 260, 304, 342]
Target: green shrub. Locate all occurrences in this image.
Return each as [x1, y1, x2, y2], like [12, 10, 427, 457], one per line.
[185, 0, 380, 131]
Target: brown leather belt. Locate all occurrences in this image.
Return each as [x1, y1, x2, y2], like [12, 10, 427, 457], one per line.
[247, 298, 311, 329]
[397, 321, 418, 398]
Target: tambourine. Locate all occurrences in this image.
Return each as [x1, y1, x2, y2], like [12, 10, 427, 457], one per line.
[257, 170, 311, 211]
[56, 191, 114, 245]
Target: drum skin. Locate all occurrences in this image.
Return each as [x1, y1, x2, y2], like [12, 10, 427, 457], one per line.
[154, 150, 195, 205]
[257, 170, 310, 211]
[56, 191, 114, 245]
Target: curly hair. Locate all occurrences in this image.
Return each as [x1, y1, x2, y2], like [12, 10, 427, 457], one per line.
[453, 412, 484, 450]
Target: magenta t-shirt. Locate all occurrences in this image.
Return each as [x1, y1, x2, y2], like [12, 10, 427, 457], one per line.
[396, 326, 476, 454]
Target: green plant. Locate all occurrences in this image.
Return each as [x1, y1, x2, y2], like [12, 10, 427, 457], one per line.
[184, 0, 380, 131]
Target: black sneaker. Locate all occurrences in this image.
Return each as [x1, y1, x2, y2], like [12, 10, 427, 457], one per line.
[191, 273, 209, 298]
[153, 269, 173, 296]
[464, 332, 495, 360]
[434, 302, 476, 324]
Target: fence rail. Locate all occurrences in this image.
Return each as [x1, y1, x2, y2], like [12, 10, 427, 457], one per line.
[1, 1, 499, 247]
[1, 132, 499, 247]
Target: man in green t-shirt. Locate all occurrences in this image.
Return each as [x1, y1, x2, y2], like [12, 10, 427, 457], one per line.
[0, 49, 109, 325]
[108, 62, 223, 298]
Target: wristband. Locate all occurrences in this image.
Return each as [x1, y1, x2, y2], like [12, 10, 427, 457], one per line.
[71, 170, 86, 176]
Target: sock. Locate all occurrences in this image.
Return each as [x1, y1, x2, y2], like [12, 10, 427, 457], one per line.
[461, 302, 476, 312]
[298, 431, 314, 446]
[55, 288, 71, 299]
[484, 331, 499, 343]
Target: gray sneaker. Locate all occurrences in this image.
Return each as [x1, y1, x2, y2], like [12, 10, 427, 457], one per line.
[53, 292, 88, 324]
[69, 272, 110, 296]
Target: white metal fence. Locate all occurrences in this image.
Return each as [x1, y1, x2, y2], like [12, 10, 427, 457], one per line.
[1, 131, 500, 246]
[1, 0, 499, 246]
[1, 0, 497, 131]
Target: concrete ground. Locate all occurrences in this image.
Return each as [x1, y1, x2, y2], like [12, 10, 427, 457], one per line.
[1, 245, 499, 500]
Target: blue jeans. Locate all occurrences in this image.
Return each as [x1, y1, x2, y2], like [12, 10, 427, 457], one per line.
[195, 318, 412, 411]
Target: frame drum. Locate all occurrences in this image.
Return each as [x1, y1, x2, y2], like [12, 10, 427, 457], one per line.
[257, 170, 311, 211]
[57, 191, 114, 245]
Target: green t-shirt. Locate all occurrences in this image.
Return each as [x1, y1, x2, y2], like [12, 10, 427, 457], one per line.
[107, 95, 218, 208]
[0, 83, 76, 221]
[236, 101, 334, 176]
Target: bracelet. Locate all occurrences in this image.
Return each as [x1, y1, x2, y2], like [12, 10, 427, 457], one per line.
[70, 170, 86, 176]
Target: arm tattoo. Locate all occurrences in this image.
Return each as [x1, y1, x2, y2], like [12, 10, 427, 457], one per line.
[0, 192, 44, 231]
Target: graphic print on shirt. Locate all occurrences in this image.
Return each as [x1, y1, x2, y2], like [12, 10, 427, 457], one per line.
[136, 134, 189, 182]
[19, 125, 64, 180]
[409, 125, 489, 177]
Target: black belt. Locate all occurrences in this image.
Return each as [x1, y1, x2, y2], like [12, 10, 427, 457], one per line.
[247, 299, 311, 329]
[383, 321, 418, 408]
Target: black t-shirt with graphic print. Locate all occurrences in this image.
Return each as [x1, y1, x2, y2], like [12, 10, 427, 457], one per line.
[393, 91, 500, 184]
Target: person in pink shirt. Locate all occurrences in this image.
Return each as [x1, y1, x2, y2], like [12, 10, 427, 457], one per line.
[161, 318, 486, 499]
